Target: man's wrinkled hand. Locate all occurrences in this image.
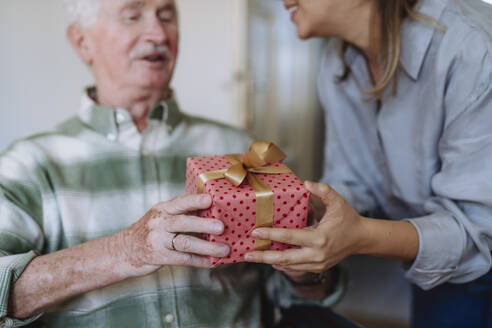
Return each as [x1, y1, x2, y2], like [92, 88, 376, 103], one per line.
[115, 194, 229, 276]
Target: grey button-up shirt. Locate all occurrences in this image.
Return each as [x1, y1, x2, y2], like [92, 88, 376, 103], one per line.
[319, 0, 492, 290]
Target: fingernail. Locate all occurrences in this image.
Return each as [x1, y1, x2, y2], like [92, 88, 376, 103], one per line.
[251, 230, 262, 238]
[201, 194, 211, 204]
[214, 223, 224, 233]
[221, 245, 230, 257]
[244, 254, 254, 261]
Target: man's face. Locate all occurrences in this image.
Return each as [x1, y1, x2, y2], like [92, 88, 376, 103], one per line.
[83, 0, 179, 92]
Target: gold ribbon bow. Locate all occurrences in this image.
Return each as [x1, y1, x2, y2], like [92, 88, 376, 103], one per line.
[197, 141, 292, 250]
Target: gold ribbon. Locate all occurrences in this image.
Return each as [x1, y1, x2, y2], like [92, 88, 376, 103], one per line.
[196, 141, 292, 250]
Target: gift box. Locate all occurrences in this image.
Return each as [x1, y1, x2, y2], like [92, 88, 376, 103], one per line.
[185, 141, 310, 266]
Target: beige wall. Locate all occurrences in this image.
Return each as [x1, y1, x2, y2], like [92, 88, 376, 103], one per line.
[174, 0, 248, 127]
[0, 1, 93, 151]
[0, 0, 247, 151]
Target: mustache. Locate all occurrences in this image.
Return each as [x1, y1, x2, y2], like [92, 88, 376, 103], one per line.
[129, 43, 172, 60]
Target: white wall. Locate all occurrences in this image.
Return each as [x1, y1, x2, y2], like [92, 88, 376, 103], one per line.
[0, 0, 247, 152]
[0, 1, 93, 151]
[174, 0, 248, 127]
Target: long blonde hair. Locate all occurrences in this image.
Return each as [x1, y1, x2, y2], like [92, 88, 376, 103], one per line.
[338, 0, 441, 101]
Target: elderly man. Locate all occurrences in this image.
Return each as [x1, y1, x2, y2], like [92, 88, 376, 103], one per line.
[0, 0, 343, 327]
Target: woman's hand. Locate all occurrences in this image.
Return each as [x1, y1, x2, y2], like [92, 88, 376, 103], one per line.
[245, 181, 419, 274]
[244, 181, 366, 273]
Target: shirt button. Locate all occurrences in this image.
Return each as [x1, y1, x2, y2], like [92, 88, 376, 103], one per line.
[116, 112, 126, 124]
[164, 313, 175, 323]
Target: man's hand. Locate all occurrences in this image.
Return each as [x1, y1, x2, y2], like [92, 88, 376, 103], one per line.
[115, 193, 229, 277]
[9, 193, 228, 319]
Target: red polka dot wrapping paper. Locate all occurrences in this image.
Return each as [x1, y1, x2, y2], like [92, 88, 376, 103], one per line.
[186, 155, 310, 267]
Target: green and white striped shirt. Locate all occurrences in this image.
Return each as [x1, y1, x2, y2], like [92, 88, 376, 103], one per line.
[0, 89, 342, 327]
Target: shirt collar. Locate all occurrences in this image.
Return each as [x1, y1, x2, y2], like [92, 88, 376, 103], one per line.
[343, 0, 447, 81]
[400, 0, 447, 80]
[78, 86, 184, 139]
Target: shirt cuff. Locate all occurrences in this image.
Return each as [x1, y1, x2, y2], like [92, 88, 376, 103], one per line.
[0, 251, 43, 327]
[266, 266, 347, 309]
[404, 213, 462, 290]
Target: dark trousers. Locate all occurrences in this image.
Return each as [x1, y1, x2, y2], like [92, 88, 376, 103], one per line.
[274, 306, 363, 328]
[412, 269, 492, 328]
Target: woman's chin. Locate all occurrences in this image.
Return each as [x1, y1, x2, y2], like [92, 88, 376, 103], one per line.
[297, 27, 313, 40]
[294, 21, 314, 40]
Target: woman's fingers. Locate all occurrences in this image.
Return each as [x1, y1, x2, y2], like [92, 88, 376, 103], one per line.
[244, 247, 313, 265]
[304, 181, 340, 207]
[251, 227, 319, 247]
[272, 263, 330, 273]
[245, 182, 357, 274]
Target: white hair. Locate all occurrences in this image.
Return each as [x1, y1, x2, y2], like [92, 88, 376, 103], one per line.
[63, 0, 101, 27]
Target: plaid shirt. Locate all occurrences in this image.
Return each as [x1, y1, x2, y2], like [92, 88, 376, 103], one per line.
[0, 89, 343, 328]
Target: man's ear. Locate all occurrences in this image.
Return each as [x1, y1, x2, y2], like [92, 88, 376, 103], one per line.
[67, 24, 93, 66]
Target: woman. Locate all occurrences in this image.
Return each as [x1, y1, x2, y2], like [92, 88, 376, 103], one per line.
[245, 0, 492, 326]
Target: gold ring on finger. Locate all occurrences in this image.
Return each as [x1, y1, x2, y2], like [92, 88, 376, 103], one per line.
[171, 233, 181, 251]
